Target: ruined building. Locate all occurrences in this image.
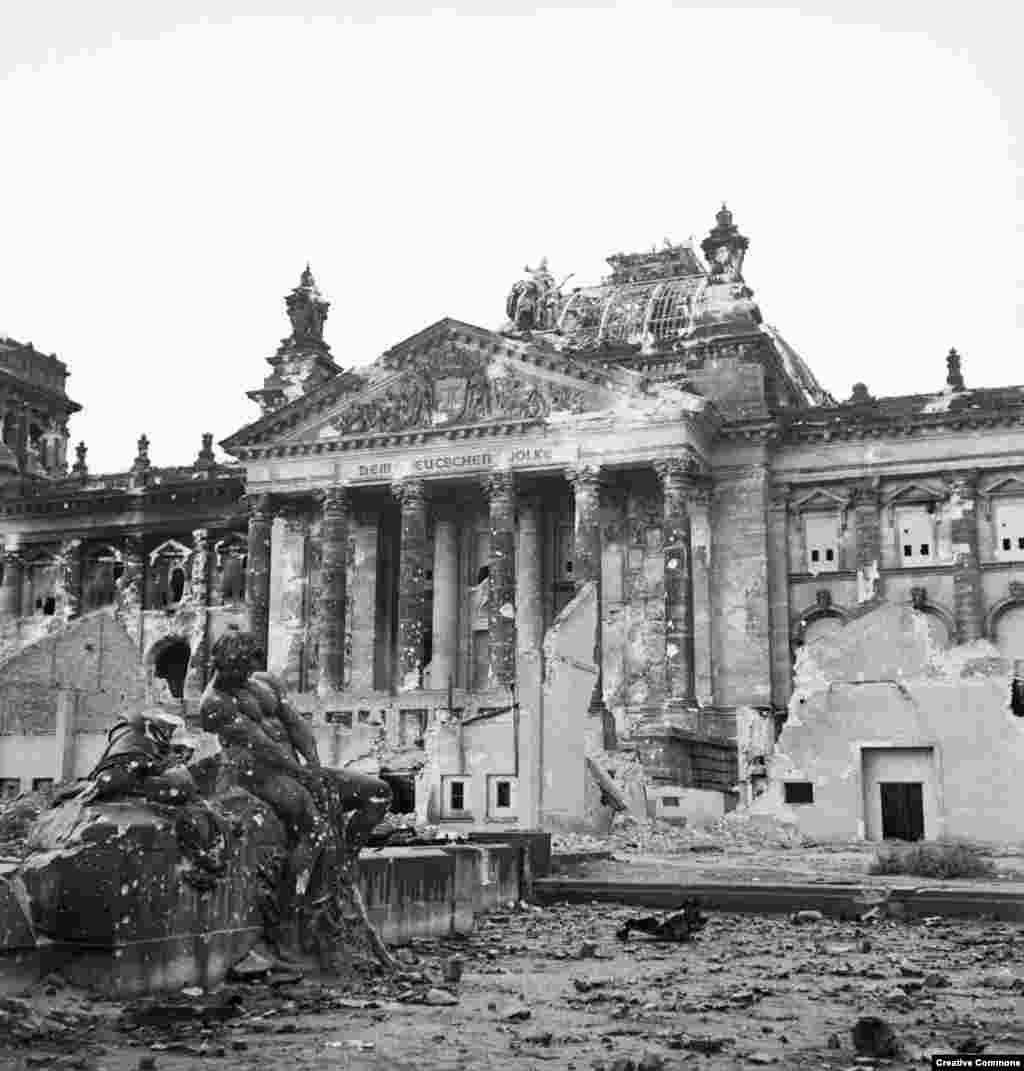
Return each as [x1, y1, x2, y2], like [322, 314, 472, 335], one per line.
[2, 208, 1024, 839]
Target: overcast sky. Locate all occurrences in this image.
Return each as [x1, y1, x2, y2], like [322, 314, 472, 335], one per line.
[1, 2, 1019, 474]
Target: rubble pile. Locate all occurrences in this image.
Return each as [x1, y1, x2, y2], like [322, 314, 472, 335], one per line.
[553, 809, 810, 856]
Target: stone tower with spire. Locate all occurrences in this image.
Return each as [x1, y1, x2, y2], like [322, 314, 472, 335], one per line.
[247, 266, 342, 416]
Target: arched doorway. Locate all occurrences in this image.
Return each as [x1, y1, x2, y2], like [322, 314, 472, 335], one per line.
[149, 636, 192, 699]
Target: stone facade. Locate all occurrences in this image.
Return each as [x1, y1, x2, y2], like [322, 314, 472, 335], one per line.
[4, 224, 1024, 838]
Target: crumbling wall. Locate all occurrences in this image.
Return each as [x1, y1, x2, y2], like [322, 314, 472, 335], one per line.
[752, 602, 1024, 842]
[538, 580, 598, 831]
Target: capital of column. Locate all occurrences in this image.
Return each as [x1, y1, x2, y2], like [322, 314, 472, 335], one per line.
[321, 483, 349, 517]
[482, 469, 515, 506]
[248, 493, 274, 522]
[192, 527, 210, 548]
[945, 469, 980, 500]
[566, 462, 602, 493]
[849, 478, 881, 508]
[392, 476, 426, 508]
[2, 549, 23, 569]
[653, 456, 702, 495]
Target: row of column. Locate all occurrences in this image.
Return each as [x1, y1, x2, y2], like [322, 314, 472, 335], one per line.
[244, 457, 705, 707]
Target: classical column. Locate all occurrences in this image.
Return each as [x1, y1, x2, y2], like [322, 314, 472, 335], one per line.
[319, 486, 349, 692]
[394, 477, 428, 692]
[516, 496, 543, 655]
[430, 505, 459, 691]
[655, 459, 697, 710]
[119, 532, 145, 617]
[568, 464, 610, 731]
[949, 471, 983, 643]
[486, 470, 517, 690]
[0, 551, 22, 621]
[62, 538, 84, 620]
[185, 527, 211, 695]
[246, 493, 273, 660]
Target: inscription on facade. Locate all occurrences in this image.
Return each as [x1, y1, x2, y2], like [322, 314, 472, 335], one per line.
[510, 447, 553, 465]
[414, 453, 493, 473]
[357, 462, 393, 479]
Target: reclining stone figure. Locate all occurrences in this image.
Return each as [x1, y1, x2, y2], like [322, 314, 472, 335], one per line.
[199, 626, 393, 961]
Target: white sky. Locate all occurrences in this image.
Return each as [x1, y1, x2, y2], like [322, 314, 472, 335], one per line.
[0, 1, 1020, 474]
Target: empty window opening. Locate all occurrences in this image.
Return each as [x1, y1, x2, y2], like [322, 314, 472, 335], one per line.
[32, 778, 54, 792]
[784, 781, 814, 804]
[152, 637, 191, 699]
[113, 562, 125, 582]
[476, 564, 490, 584]
[920, 544, 930, 557]
[0, 779, 21, 801]
[326, 710, 353, 728]
[661, 796, 681, 808]
[450, 781, 465, 811]
[42, 596, 55, 616]
[495, 780, 512, 808]
[169, 567, 186, 604]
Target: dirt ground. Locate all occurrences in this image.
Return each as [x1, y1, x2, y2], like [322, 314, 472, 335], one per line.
[3, 899, 1023, 1071]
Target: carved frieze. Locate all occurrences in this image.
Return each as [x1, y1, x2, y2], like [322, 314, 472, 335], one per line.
[327, 343, 589, 436]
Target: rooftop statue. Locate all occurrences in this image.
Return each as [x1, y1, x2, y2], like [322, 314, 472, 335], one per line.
[505, 256, 571, 333]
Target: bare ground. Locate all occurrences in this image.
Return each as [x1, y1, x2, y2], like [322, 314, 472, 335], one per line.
[3, 899, 1023, 1071]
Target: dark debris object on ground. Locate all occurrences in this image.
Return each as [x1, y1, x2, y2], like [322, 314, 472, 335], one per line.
[616, 899, 707, 943]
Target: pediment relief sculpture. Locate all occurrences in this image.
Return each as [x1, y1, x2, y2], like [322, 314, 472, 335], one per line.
[324, 345, 591, 438]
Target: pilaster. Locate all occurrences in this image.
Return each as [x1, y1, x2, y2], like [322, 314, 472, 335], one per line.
[852, 478, 883, 602]
[766, 483, 793, 709]
[948, 471, 984, 643]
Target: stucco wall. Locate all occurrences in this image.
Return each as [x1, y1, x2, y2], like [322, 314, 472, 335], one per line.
[752, 603, 1024, 843]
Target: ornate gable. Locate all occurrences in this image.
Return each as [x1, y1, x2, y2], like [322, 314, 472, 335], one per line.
[225, 318, 624, 457]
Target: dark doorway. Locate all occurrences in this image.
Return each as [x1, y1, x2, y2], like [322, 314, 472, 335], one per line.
[880, 782, 924, 841]
[153, 638, 191, 699]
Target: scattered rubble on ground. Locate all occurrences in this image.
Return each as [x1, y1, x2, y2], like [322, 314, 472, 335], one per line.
[3, 901, 1023, 1069]
[553, 809, 812, 856]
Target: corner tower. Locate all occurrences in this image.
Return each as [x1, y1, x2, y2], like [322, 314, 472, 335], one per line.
[247, 266, 341, 416]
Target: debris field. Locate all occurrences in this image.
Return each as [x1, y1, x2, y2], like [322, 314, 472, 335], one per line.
[3, 901, 1023, 1070]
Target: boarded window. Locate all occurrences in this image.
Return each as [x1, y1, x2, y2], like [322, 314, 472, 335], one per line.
[895, 507, 933, 564]
[995, 501, 1024, 561]
[784, 781, 814, 804]
[805, 513, 840, 573]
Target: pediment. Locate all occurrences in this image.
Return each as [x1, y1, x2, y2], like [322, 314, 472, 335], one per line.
[981, 473, 1024, 498]
[230, 318, 627, 453]
[882, 480, 945, 505]
[149, 539, 192, 564]
[791, 487, 851, 512]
